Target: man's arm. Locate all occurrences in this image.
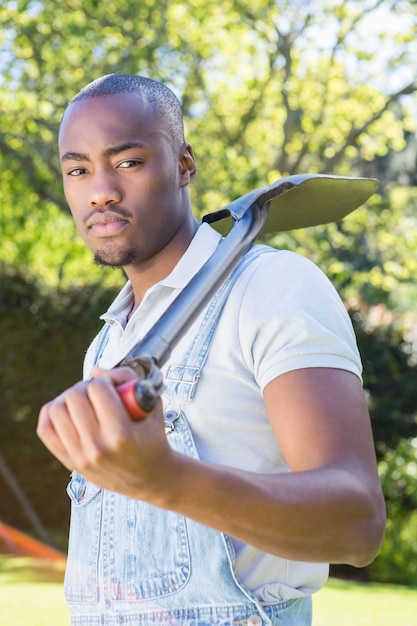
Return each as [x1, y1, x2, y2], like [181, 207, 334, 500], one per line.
[37, 365, 386, 567]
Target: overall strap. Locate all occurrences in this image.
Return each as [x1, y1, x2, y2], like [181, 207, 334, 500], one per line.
[164, 245, 272, 405]
[92, 322, 111, 368]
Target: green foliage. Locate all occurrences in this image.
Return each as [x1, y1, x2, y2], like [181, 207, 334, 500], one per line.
[0, 195, 125, 288]
[378, 437, 417, 519]
[0, 264, 119, 534]
[370, 438, 417, 585]
[1, 0, 417, 286]
[351, 312, 417, 455]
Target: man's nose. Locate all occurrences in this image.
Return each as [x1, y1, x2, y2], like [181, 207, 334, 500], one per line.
[88, 171, 122, 207]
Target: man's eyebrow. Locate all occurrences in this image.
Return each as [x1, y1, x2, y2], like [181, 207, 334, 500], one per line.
[104, 142, 147, 158]
[61, 151, 88, 162]
[60, 142, 147, 163]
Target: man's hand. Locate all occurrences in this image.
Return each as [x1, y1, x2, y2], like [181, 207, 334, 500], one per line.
[37, 367, 174, 502]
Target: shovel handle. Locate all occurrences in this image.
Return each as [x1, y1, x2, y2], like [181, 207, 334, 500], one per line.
[116, 370, 163, 420]
[115, 357, 164, 421]
[116, 380, 149, 420]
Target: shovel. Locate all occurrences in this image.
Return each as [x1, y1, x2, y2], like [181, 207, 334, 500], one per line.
[115, 174, 378, 418]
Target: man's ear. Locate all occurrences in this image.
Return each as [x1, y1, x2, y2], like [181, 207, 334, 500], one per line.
[179, 142, 197, 186]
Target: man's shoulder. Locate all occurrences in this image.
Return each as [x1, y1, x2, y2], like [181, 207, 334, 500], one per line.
[243, 244, 324, 281]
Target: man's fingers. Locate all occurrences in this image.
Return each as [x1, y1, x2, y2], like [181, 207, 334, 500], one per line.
[37, 403, 75, 470]
[90, 366, 138, 385]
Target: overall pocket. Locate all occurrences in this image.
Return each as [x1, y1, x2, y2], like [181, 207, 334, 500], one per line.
[101, 413, 193, 602]
[105, 492, 191, 602]
[64, 472, 103, 603]
[65, 473, 192, 605]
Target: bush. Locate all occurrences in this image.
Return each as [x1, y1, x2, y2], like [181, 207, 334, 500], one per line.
[370, 510, 417, 585]
[351, 310, 417, 457]
[370, 437, 417, 585]
[0, 264, 120, 544]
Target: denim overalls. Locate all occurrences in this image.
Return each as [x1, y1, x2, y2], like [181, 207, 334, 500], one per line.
[65, 246, 312, 625]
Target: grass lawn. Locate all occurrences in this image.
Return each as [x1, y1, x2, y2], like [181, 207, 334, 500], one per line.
[313, 577, 416, 625]
[0, 555, 69, 626]
[0, 555, 415, 625]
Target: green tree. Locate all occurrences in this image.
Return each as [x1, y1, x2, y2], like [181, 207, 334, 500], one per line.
[1, 0, 417, 291]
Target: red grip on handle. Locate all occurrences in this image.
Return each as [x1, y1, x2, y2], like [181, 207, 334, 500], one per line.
[116, 380, 148, 421]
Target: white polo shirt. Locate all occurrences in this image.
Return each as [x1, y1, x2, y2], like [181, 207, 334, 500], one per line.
[83, 223, 362, 603]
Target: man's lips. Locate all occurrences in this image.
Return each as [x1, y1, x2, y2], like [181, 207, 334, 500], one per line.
[86, 211, 130, 237]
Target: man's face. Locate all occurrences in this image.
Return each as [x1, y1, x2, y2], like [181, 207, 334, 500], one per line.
[58, 93, 194, 269]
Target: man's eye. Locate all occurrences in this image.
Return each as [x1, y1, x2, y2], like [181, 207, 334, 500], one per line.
[68, 167, 86, 176]
[118, 160, 141, 169]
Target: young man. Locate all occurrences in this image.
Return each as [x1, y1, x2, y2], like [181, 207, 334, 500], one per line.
[37, 74, 385, 626]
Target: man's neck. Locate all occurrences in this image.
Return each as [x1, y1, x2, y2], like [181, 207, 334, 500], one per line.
[125, 217, 199, 314]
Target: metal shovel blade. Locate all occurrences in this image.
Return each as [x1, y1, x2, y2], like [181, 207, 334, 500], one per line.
[203, 174, 379, 236]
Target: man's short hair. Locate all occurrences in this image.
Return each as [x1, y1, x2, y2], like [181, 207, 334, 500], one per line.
[68, 73, 185, 147]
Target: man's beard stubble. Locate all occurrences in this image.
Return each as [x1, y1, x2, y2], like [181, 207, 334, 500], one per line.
[93, 246, 139, 268]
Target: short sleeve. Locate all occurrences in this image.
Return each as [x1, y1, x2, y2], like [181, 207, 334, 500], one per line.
[236, 249, 362, 391]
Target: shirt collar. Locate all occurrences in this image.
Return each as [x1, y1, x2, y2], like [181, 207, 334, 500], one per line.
[159, 222, 222, 289]
[102, 223, 222, 322]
